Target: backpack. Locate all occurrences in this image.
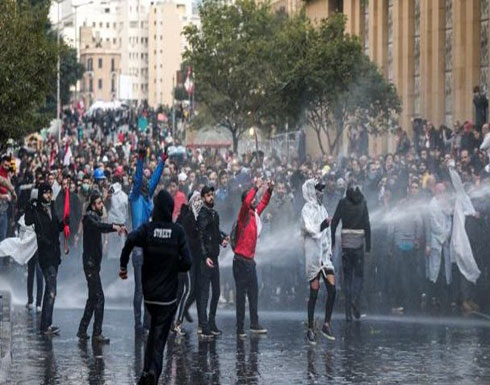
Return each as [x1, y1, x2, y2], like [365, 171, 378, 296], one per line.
[230, 211, 251, 252]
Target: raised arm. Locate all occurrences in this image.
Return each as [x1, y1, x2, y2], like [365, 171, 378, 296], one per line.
[149, 156, 165, 197]
[256, 184, 273, 216]
[129, 156, 144, 201]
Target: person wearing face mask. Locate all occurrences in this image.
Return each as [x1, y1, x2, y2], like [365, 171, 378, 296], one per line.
[232, 177, 272, 339]
[301, 179, 336, 344]
[331, 181, 371, 322]
[25, 183, 66, 335]
[77, 191, 126, 343]
[107, 176, 129, 260]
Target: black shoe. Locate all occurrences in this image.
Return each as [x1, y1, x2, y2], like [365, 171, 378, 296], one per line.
[199, 329, 214, 339]
[184, 311, 194, 323]
[92, 334, 110, 344]
[320, 323, 335, 341]
[351, 302, 361, 320]
[209, 324, 222, 336]
[42, 325, 60, 336]
[237, 329, 247, 339]
[138, 371, 156, 385]
[250, 325, 267, 334]
[77, 331, 90, 340]
[306, 328, 316, 345]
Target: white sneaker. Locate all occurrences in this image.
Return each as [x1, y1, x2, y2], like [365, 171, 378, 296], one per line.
[25, 303, 33, 310]
[36, 306, 42, 313]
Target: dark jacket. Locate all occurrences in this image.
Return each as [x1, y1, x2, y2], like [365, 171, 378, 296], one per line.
[25, 201, 63, 269]
[197, 204, 226, 262]
[331, 186, 371, 252]
[120, 190, 192, 305]
[176, 204, 201, 261]
[82, 210, 116, 269]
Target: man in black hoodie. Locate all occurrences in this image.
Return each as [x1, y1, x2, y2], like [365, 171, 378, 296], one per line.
[119, 190, 191, 385]
[197, 185, 228, 339]
[331, 182, 371, 322]
[77, 191, 126, 343]
[25, 183, 65, 335]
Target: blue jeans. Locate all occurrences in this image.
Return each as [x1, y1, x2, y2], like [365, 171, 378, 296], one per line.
[132, 247, 150, 330]
[40, 265, 58, 332]
[0, 211, 8, 242]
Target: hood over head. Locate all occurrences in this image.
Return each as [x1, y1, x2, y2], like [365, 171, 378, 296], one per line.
[152, 189, 174, 222]
[302, 178, 320, 204]
[346, 182, 364, 204]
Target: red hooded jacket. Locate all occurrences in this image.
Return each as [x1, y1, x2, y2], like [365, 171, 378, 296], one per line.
[234, 187, 271, 259]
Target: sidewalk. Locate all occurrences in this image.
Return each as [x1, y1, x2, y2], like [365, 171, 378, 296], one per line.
[0, 291, 12, 383]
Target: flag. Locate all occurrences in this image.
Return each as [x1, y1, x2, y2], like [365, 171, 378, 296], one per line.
[184, 67, 195, 96]
[63, 187, 70, 240]
[63, 141, 72, 166]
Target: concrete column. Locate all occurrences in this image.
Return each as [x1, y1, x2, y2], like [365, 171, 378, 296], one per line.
[369, 0, 389, 76]
[420, 0, 445, 127]
[452, 0, 481, 124]
[392, 0, 415, 133]
[344, 0, 364, 39]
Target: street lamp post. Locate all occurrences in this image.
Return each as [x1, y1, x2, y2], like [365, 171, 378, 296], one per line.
[57, 0, 61, 143]
[73, 1, 93, 106]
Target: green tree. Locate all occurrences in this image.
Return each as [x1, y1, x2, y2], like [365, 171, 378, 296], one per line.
[303, 14, 400, 154]
[0, 0, 58, 143]
[183, 0, 301, 151]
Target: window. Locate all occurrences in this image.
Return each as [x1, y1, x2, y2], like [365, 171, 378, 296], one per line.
[99, 22, 103, 28]
[111, 77, 116, 92]
[113, 23, 117, 29]
[89, 78, 93, 92]
[111, 58, 115, 71]
[113, 38, 117, 45]
[87, 58, 93, 71]
[105, 8, 110, 13]
[130, 21, 138, 28]
[98, 79, 103, 89]
[98, 58, 103, 68]
[106, 22, 110, 28]
[92, 22, 96, 27]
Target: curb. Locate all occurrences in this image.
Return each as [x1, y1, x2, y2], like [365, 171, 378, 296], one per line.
[0, 291, 12, 383]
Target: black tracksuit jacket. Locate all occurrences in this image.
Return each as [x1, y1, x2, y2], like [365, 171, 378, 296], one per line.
[82, 210, 117, 269]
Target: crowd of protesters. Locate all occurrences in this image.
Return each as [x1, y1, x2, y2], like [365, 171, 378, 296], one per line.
[1, 101, 490, 333]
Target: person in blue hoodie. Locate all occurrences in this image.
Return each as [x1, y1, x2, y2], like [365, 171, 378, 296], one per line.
[129, 146, 166, 333]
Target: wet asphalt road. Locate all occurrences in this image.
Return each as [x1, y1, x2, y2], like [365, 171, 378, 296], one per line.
[7, 308, 490, 384]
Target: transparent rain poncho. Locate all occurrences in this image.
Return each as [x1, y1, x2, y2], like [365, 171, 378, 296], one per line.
[300, 179, 333, 282]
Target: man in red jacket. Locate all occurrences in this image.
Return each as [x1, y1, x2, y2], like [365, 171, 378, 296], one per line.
[233, 177, 273, 338]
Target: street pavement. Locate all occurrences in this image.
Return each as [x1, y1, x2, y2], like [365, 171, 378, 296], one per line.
[6, 308, 490, 384]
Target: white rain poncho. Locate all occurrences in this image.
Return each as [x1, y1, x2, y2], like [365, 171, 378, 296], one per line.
[300, 179, 333, 282]
[107, 182, 129, 259]
[107, 182, 129, 225]
[449, 167, 481, 283]
[0, 215, 37, 265]
[427, 197, 452, 284]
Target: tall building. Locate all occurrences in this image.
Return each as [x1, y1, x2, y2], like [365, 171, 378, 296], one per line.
[268, 0, 490, 154]
[116, 0, 152, 103]
[79, 27, 121, 106]
[148, 0, 200, 108]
